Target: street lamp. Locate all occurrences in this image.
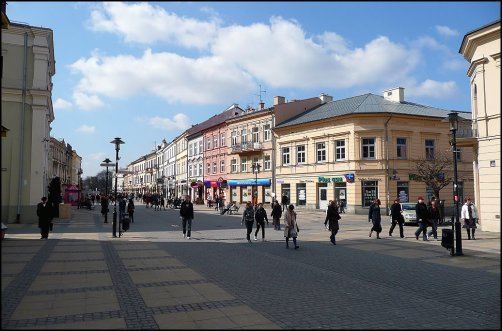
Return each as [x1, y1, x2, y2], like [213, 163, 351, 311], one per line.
[448, 112, 463, 256]
[110, 137, 125, 238]
[100, 158, 114, 223]
[252, 163, 261, 205]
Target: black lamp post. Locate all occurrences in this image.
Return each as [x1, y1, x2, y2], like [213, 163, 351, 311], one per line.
[448, 112, 463, 256]
[110, 137, 125, 238]
[100, 158, 114, 223]
[252, 163, 261, 205]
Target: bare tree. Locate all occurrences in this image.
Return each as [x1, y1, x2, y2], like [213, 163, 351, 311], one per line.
[413, 150, 453, 220]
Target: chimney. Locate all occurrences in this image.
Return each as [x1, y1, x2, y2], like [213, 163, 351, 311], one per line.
[259, 101, 265, 110]
[319, 93, 333, 103]
[383, 87, 404, 103]
[274, 96, 285, 106]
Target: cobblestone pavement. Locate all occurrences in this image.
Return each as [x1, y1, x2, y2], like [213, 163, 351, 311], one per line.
[2, 203, 500, 329]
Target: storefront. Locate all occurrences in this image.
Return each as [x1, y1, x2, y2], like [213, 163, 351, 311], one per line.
[228, 178, 271, 204]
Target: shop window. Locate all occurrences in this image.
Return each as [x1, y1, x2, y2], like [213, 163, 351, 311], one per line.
[362, 181, 378, 207]
[297, 183, 306, 206]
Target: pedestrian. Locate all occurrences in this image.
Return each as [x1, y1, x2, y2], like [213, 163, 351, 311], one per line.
[339, 199, 346, 214]
[127, 198, 135, 223]
[101, 196, 109, 223]
[241, 201, 255, 243]
[389, 198, 405, 238]
[271, 200, 282, 230]
[36, 197, 53, 239]
[254, 203, 269, 241]
[427, 199, 440, 240]
[324, 200, 341, 245]
[214, 195, 219, 211]
[119, 196, 127, 221]
[281, 193, 289, 212]
[284, 204, 299, 249]
[180, 195, 194, 239]
[461, 197, 479, 240]
[160, 196, 165, 211]
[91, 194, 95, 205]
[96, 194, 101, 206]
[368, 198, 382, 239]
[414, 196, 429, 241]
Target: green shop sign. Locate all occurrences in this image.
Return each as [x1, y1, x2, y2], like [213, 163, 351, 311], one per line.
[318, 176, 344, 183]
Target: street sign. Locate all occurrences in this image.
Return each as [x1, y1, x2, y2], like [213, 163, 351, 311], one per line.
[100, 162, 116, 167]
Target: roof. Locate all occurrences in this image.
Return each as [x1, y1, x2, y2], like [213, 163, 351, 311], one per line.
[186, 104, 245, 138]
[459, 19, 500, 54]
[275, 93, 470, 129]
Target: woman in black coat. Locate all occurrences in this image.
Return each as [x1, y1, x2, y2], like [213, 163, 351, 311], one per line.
[389, 199, 405, 238]
[324, 200, 341, 245]
[368, 198, 382, 239]
[37, 197, 53, 239]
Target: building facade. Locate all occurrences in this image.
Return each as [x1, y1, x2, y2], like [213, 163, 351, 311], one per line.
[173, 131, 188, 198]
[274, 88, 474, 214]
[2, 22, 55, 223]
[459, 20, 501, 232]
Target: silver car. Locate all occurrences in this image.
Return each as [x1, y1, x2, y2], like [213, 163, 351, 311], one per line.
[400, 202, 417, 224]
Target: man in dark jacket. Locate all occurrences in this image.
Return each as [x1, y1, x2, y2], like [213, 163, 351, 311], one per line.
[281, 194, 289, 212]
[325, 200, 341, 245]
[254, 203, 269, 241]
[415, 196, 429, 241]
[180, 195, 194, 239]
[389, 199, 405, 238]
[271, 201, 283, 230]
[37, 197, 53, 239]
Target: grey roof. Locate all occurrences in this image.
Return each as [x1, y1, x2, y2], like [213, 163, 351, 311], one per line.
[275, 93, 471, 128]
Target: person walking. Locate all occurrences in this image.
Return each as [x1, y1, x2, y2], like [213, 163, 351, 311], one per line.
[389, 199, 405, 238]
[180, 195, 194, 239]
[427, 199, 440, 240]
[36, 197, 53, 239]
[254, 203, 269, 241]
[284, 204, 299, 249]
[339, 199, 346, 214]
[324, 200, 341, 245]
[461, 197, 479, 240]
[368, 198, 382, 239]
[271, 200, 283, 230]
[281, 194, 289, 212]
[127, 198, 135, 223]
[414, 196, 429, 241]
[101, 196, 109, 223]
[241, 201, 256, 243]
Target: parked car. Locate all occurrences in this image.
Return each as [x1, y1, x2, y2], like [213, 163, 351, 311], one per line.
[400, 202, 417, 224]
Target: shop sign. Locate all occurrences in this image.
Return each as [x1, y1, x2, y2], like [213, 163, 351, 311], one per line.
[358, 178, 381, 181]
[344, 173, 355, 183]
[227, 178, 271, 187]
[318, 176, 344, 183]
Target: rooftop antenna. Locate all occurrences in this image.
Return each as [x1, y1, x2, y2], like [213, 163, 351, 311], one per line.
[255, 84, 267, 110]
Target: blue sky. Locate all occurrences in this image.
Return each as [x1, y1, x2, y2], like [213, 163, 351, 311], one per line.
[7, 1, 500, 178]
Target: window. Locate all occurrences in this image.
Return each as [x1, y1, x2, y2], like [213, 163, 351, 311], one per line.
[425, 139, 435, 160]
[252, 127, 259, 143]
[252, 157, 259, 172]
[362, 138, 375, 159]
[336, 140, 345, 160]
[220, 160, 225, 173]
[189, 143, 194, 157]
[231, 159, 237, 173]
[198, 141, 203, 155]
[317, 142, 326, 162]
[362, 181, 378, 207]
[297, 145, 306, 164]
[231, 130, 237, 146]
[241, 129, 247, 145]
[207, 163, 211, 174]
[264, 155, 271, 170]
[264, 124, 271, 141]
[282, 147, 290, 165]
[221, 133, 225, 146]
[198, 163, 203, 176]
[213, 135, 218, 148]
[213, 162, 217, 174]
[241, 157, 247, 172]
[193, 142, 198, 155]
[397, 138, 407, 159]
[206, 137, 211, 150]
[188, 165, 193, 177]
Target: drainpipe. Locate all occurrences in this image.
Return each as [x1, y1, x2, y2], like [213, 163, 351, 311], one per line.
[384, 115, 392, 216]
[16, 31, 28, 223]
[271, 116, 276, 203]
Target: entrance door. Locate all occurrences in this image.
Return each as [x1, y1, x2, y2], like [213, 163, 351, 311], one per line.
[319, 187, 328, 209]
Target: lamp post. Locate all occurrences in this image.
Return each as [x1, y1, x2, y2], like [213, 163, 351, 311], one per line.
[100, 158, 114, 223]
[252, 163, 261, 205]
[448, 112, 463, 256]
[110, 137, 125, 238]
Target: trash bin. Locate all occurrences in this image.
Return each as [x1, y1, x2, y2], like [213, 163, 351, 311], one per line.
[441, 228, 454, 249]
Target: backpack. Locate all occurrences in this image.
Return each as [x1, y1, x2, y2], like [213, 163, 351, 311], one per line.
[244, 207, 255, 222]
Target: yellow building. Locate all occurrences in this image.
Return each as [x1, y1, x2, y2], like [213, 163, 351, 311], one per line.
[459, 20, 500, 232]
[274, 88, 474, 215]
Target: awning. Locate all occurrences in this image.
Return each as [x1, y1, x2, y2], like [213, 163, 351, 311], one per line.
[227, 179, 271, 187]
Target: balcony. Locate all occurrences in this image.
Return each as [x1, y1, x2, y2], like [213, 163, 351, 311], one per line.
[230, 142, 263, 154]
[455, 123, 478, 148]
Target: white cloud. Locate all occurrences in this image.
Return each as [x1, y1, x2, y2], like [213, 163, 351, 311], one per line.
[435, 25, 458, 37]
[53, 98, 72, 110]
[442, 59, 466, 71]
[408, 79, 457, 98]
[139, 113, 192, 131]
[72, 91, 105, 110]
[76, 125, 96, 134]
[88, 2, 218, 49]
[88, 152, 107, 161]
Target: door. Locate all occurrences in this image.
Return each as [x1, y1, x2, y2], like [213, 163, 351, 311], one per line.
[319, 187, 328, 209]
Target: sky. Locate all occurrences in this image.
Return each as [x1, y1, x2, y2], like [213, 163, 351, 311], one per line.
[6, 1, 500, 178]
